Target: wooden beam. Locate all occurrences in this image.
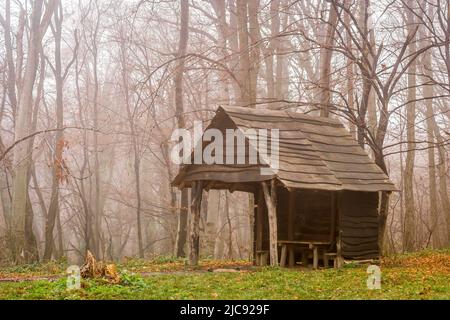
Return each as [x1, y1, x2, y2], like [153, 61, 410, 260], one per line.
[256, 187, 264, 254]
[261, 179, 278, 266]
[189, 181, 203, 266]
[204, 181, 215, 191]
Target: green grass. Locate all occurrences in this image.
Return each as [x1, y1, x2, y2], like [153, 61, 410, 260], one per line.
[0, 249, 448, 300]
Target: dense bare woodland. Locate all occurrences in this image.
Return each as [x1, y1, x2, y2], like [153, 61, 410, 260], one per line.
[0, 0, 449, 266]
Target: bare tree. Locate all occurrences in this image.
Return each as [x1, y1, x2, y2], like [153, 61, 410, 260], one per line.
[43, 2, 78, 261]
[318, 1, 338, 117]
[174, 0, 190, 258]
[9, 0, 58, 263]
[403, 0, 418, 252]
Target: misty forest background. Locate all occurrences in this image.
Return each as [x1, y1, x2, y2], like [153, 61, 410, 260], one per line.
[0, 0, 449, 265]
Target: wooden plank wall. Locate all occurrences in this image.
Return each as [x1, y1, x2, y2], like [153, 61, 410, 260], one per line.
[339, 191, 379, 259]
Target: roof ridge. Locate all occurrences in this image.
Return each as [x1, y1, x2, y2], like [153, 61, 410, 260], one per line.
[219, 105, 343, 126]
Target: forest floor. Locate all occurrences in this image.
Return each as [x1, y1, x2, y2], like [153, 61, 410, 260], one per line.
[0, 248, 448, 300]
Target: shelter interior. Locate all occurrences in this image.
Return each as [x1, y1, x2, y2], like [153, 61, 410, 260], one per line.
[253, 186, 380, 267]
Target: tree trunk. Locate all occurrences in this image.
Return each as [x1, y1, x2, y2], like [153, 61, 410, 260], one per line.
[344, 0, 356, 138]
[403, 0, 417, 252]
[118, 27, 144, 258]
[1, 0, 18, 120]
[265, 0, 279, 103]
[92, 42, 102, 259]
[318, 1, 338, 117]
[236, 0, 251, 105]
[134, 155, 143, 258]
[75, 45, 94, 255]
[44, 3, 64, 261]
[356, 0, 372, 148]
[0, 142, 12, 237]
[55, 209, 64, 258]
[211, 0, 231, 105]
[420, 2, 441, 248]
[367, 10, 378, 140]
[174, 0, 190, 258]
[432, 117, 450, 245]
[224, 192, 233, 259]
[375, 152, 391, 255]
[0, 98, 12, 244]
[10, 0, 58, 263]
[275, 9, 289, 106]
[247, 0, 260, 106]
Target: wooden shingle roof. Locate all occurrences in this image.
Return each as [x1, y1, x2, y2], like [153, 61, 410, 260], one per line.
[172, 106, 397, 192]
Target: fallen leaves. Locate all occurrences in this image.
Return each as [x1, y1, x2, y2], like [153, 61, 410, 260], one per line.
[0, 260, 66, 282]
[382, 250, 450, 275]
[119, 257, 253, 274]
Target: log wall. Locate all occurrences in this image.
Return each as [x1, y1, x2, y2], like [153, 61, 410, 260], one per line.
[339, 191, 379, 259]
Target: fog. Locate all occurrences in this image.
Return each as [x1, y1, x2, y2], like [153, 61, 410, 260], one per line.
[0, 0, 448, 265]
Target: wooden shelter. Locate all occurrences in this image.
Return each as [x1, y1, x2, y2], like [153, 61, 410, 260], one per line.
[172, 106, 396, 268]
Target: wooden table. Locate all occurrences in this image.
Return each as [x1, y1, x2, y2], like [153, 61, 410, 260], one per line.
[278, 240, 331, 269]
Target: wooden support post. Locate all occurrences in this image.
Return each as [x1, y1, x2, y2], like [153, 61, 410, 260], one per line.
[280, 244, 287, 267]
[259, 252, 268, 266]
[313, 246, 319, 269]
[189, 181, 203, 266]
[323, 252, 329, 268]
[288, 247, 295, 267]
[261, 180, 278, 266]
[288, 190, 295, 267]
[256, 187, 264, 263]
[336, 230, 344, 268]
[253, 192, 257, 265]
[301, 249, 308, 267]
[329, 192, 336, 247]
[336, 192, 344, 268]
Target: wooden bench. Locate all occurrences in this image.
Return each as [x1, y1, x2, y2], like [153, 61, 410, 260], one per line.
[278, 240, 331, 269]
[323, 252, 337, 268]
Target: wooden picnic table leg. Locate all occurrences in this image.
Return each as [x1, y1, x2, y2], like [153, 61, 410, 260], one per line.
[280, 244, 287, 267]
[313, 246, 319, 269]
[301, 249, 308, 267]
[323, 251, 329, 268]
[288, 247, 295, 267]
